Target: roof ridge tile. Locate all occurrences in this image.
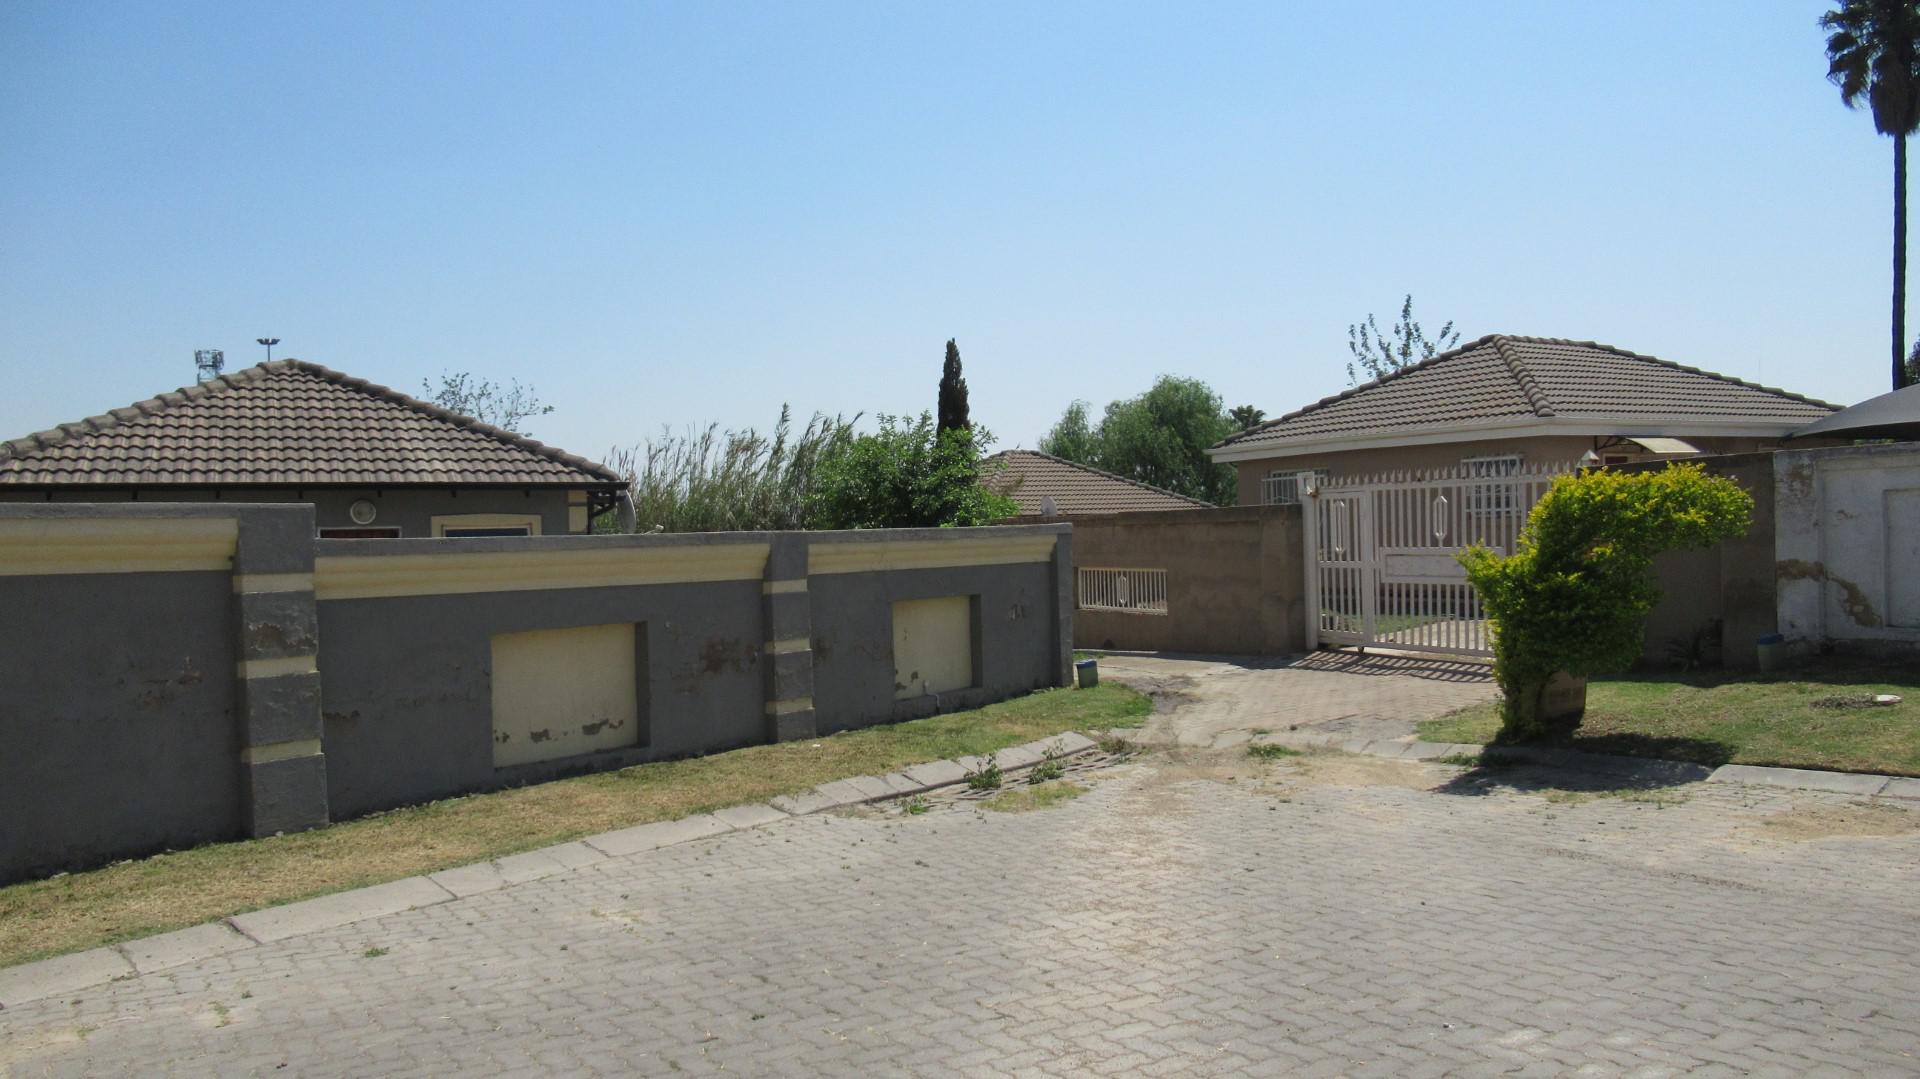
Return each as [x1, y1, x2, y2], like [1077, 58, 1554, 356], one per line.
[1490, 334, 1557, 417]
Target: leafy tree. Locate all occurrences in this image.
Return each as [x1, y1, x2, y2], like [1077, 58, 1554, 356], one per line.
[1460, 464, 1753, 740]
[1040, 377, 1235, 504]
[1910, 337, 1920, 384]
[937, 339, 971, 432]
[422, 371, 554, 436]
[1038, 400, 1097, 461]
[1229, 405, 1266, 431]
[1346, 294, 1460, 385]
[809, 413, 1015, 529]
[1825, 2, 1920, 390]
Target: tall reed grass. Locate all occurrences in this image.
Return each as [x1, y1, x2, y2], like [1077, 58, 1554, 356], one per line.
[603, 406, 857, 533]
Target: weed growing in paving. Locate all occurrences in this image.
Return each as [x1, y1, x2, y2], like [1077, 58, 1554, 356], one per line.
[965, 753, 1003, 790]
[1028, 742, 1068, 783]
[903, 796, 930, 815]
[1544, 788, 1687, 808]
[362, 946, 390, 959]
[982, 780, 1086, 813]
[1246, 743, 1301, 761]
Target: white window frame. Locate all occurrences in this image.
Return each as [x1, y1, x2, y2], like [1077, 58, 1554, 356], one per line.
[1262, 469, 1329, 506]
[430, 513, 543, 538]
[1076, 568, 1169, 616]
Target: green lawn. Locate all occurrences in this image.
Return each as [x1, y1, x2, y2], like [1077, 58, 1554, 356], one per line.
[1418, 661, 1920, 777]
[0, 684, 1150, 970]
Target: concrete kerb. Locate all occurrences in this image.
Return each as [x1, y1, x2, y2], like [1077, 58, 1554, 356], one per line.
[1262, 732, 1920, 800]
[0, 729, 1109, 1010]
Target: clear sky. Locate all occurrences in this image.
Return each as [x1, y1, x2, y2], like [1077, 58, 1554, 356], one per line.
[0, 2, 1902, 461]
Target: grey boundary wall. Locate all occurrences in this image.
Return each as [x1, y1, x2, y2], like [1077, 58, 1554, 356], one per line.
[0, 504, 1072, 882]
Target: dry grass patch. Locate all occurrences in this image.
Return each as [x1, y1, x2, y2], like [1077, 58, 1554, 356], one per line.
[1418, 660, 1920, 777]
[0, 684, 1149, 970]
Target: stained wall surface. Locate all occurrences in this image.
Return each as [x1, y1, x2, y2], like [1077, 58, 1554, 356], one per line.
[0, 506, 1072, 881]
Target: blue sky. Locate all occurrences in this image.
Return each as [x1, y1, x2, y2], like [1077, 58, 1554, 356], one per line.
[0, 2, 1900, 460]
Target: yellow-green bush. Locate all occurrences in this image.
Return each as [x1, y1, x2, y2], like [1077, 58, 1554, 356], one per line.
[1460, 464, 1752, 739]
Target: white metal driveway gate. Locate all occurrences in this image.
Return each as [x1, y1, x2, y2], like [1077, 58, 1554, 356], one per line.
[1298, 464, 1565, 657]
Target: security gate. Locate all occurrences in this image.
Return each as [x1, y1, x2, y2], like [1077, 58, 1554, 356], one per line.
[1299, 464, 1565, 657]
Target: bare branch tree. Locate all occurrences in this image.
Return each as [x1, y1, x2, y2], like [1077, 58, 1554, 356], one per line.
[1346, 295, 1460, 385]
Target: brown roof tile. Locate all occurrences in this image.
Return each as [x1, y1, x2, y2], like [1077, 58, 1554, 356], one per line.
[0, 361, 625, 488]
[1214, 335, 1837, 452]
[985, 450, 1212, 515]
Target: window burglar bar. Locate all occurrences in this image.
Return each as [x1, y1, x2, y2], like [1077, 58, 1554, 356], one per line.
[1076, 568, 1169, 615]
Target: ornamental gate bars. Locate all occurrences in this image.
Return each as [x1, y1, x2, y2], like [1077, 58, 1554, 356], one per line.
[1298, 463, 1566, 657]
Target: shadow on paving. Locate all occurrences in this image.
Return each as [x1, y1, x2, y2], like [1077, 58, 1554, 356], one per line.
[1429, 736, 1726, 798]
[1285, 649, 1493, 685]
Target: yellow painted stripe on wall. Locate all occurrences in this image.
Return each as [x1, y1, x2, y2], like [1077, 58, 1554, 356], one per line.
[762, 578, 807, 594]
[241, 739, 322, 765]
[808, 535, 1056, 576]
[764, 697, 813, 716]
[0, 517, 238, 575]
[315, 542, 772, 600]
[764, 637, 810, 655]
[232, 572, 315, 594]
[237, 655, 318, 680]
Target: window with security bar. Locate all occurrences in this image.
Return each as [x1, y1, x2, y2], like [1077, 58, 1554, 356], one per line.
[1076, 568, 1169, 615]
[1262, 470, 1330, 505]
[1461, 455, 1522, 516]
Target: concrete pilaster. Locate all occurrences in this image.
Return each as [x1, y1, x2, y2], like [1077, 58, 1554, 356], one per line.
[233, 506, 329, 837]
[763, 533, 817, 740]
[1051, 528, 1074, 687]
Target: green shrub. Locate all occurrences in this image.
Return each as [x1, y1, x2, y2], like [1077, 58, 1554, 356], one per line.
[808, 412, 1017, 529]
[1459, 463, 1751, 740]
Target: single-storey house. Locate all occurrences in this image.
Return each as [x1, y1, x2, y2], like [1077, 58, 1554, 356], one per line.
[1207, 334, 1838, 505]
[986, 449, 1212, 517]
[0, 359, 630, 536]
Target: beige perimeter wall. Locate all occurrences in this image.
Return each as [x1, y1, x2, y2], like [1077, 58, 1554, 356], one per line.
[1068, 505, 1304, 655]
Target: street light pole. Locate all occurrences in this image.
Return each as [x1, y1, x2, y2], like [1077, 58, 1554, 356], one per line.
[256, 337, 281, 363]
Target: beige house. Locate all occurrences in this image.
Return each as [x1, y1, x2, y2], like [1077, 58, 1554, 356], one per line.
[986, 449, 1212, 517]
[1207, 335, 1837, 505]
[0, 359, 630, 536]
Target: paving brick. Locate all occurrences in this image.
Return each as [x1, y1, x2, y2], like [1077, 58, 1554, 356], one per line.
[7, 657, 1917, 1076]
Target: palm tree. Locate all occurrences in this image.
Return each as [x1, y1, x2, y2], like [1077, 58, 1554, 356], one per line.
[1823, 1, 1920, 390]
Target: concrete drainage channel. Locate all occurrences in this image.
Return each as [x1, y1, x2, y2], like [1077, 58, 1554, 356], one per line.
[0, 731, 1109, 1010]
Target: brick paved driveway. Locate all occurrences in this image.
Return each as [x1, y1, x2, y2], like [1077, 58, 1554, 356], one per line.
[1100, 650, 1498, 747]
[6, 745, 1917, 1077]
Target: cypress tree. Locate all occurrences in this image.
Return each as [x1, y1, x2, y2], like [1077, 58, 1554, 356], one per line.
[937, 338, 970, 432]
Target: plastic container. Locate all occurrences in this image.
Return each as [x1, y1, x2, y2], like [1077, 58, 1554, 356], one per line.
[1074, 658, 1099, 689]
[1755, 632, 1786, 672]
